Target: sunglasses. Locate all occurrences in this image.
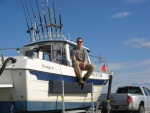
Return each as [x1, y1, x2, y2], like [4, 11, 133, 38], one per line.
[77, 41, 82, 43]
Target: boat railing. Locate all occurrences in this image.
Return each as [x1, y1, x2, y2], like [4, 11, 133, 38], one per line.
[89, 55, 108, 73]
[31, 34, 67, 43]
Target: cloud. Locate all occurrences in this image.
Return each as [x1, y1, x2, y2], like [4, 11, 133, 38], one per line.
[123, 0, 150, 3]
[112, 12, 131, 19]
[102, 59, 150, 93]
[124, 38, 150, 48]
[109, 59, 150, 71]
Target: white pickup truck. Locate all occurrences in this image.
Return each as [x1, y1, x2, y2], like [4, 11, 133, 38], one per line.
[99, 86, 150, 113]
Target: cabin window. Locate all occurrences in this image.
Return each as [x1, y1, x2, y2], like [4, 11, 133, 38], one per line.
[37, 43, 69, 66]
[39, 45, 52, 61]
[51, 43, 68, 65]
[43, 53, 51, 61]
[24, 50, 34, 57]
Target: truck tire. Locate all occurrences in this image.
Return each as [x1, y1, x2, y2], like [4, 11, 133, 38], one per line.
[137, 105, 145, 113]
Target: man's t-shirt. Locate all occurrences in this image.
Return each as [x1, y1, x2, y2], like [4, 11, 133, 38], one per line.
[71, 47, 88, 62]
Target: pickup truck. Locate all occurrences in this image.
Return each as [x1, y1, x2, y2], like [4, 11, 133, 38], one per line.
[99, 86, 150, 113]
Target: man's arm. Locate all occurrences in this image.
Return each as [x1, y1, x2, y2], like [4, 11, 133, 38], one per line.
[71, 55, 76, 62]
[70, 49, 77, 62]
[82, 49, 88, 68]
[82, 58, 88, 68]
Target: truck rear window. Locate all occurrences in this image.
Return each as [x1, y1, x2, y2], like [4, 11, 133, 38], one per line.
[117, 87, 142, 95]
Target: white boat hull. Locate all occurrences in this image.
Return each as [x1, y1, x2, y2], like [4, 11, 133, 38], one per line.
[0, 56, 109, 112]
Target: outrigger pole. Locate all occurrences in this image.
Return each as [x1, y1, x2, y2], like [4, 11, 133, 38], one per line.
[46, 0, 54, 39]
[36, 0, 45, 39]
[40, 0, 50, 39]
[23, 0, 37, 41]
[29, 0, 41, 40]
[20, 0, 32, 42]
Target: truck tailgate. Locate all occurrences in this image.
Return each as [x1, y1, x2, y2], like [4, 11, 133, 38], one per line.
[100, 93, 129, 106]
[110, 94, 128, 106]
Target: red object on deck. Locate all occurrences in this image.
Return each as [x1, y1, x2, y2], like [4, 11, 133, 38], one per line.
[101, 65, 107, 73]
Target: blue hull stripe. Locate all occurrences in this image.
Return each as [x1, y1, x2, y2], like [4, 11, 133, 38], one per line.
[0, 70, 108, 113]
[0, 101, 92, 112]
[29, 70, 107, 85]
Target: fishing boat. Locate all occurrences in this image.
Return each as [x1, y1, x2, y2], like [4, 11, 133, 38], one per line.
[0, 0, 109, 113]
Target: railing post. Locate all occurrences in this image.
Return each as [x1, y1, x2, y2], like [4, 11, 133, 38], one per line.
[1, 54, 4, 64]
[62, 80, 65, 113]
[102, 71, 113, 113]
[91, 83, 94, 113]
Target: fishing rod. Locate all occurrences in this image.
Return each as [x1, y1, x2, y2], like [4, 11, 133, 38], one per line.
[52, 0, 58, 38]
[29, 0, 41, 40]
[23, 0, 37, 41]
[58, 0, 63, 38]
[40, 0, 50, 38]
[23, 0, 33, 30]
[20, 0, 32, 42]
[36, 0, 45, 38]
[46, 0, 54, 39]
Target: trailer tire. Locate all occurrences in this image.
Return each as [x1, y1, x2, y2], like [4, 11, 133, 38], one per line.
[137, 104, 145, 113]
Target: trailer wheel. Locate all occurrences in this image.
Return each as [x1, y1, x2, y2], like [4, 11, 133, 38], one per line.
[137, 104, 145, 113]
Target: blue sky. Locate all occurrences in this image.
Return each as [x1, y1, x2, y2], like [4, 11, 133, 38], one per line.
[0, 0, 150, 92]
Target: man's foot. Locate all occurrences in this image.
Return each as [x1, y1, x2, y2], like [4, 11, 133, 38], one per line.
[78, 78, 83, 85]
[82, 81, 86, 87]
[83, 77, 87, 81]
[81, 81, 86, 89]
[82, 77, 87, 87]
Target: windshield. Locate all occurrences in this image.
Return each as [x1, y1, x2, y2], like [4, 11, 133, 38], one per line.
[117, 86, 143, 95]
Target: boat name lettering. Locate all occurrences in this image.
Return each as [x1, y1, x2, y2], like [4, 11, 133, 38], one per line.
[42, 64, 54, 70]
[92, 72, 102, 77]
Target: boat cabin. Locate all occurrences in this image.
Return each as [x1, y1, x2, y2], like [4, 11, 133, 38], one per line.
[22, 39, 90, 66]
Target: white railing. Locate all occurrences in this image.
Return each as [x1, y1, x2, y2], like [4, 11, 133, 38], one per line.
[89, 55, 108, 73]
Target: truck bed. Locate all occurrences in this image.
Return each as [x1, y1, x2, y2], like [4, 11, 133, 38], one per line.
[99, 86, 150, 112]
[100, 93, 129, 106]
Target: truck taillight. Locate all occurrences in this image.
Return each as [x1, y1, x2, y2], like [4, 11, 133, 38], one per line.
[127, 96, 132, 103]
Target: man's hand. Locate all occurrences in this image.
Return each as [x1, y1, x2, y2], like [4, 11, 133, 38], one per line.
[81, 62, 87, 68]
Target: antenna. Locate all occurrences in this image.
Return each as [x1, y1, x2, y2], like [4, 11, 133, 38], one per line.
[68, 33, 71, 40]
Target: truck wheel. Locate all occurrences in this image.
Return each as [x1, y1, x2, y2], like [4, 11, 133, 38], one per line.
[137, 105, 145, 113]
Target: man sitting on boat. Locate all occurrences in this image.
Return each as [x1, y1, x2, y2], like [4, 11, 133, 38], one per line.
[71, 37, 95, 86]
